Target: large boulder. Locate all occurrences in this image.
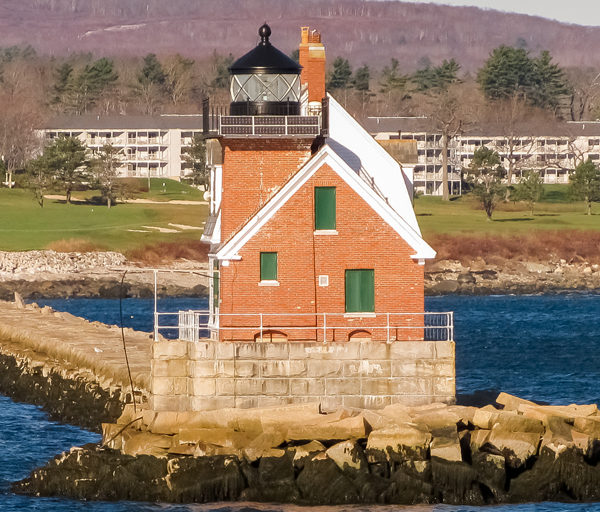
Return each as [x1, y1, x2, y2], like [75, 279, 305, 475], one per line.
[240, 451, 300, 503]
[493, 410, 545, 434]
[487, 429, 541, 469]
[366, 424, 432, 462]
[286, 415, 369, 442]
[289, 440, 326, 469]
[296, 455, 360, 504]
[121, 431, 173, 457]
[178, 428, 252, 450]
[430, 433, 462, 462]
[326, 440, 369, 477]
[165, 455, 245, 501]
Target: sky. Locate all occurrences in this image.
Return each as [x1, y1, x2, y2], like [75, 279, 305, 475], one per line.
[399, 0, 600, 27]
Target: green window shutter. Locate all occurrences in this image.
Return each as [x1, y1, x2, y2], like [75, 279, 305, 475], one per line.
[260, 252, 278, 281]
[345, 269, 374, 312]
[213, 270, 219, 310]
[315, 187, 336, 230]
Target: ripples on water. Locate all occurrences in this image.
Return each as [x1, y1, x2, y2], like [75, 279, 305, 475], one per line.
[3, 293, 599, 510]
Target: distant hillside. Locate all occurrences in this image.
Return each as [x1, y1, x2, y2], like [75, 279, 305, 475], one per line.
[1, 0, 600, 71]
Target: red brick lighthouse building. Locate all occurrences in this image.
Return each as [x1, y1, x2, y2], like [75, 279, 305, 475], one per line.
[202, 24, 439, 343]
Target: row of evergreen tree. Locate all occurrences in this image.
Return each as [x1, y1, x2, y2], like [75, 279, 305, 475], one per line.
[325, 45, 571, 115]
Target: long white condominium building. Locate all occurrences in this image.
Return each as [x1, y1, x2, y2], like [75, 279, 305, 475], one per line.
[364, 117, 600, 196]
[43, 115, 206, 180]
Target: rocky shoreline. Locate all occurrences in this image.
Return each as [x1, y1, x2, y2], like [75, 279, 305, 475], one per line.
[2, 251, 600, 299]
[0, 250, 208, 299]
[13, 393, 600, 505]
[426, 258, 600, 295]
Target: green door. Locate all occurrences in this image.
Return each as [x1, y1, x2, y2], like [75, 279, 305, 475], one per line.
[345, 269, 374, 313]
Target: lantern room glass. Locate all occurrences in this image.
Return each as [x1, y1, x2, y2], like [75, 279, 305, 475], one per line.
[231, 73, 300, 103]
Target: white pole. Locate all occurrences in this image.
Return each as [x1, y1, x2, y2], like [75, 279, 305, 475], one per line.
[153, 270, 158, 341]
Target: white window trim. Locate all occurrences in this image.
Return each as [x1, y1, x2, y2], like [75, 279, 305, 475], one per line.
[258, 280, 280, 287]
[313, 229, 338, 235]
[344, 312, 377, 318]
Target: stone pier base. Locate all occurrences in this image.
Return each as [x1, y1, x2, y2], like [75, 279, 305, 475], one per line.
[151, 340, 455, 411]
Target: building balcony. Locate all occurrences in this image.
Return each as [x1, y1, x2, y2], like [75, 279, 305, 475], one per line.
[219, 115, 321, 137]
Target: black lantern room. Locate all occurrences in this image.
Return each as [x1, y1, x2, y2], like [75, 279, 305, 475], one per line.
[229, 24, 302, 116]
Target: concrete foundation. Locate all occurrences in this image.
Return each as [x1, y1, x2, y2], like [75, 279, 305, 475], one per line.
[150, 340, 455, 411]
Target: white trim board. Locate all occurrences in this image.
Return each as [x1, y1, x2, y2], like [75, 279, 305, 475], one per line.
[215, 143, 436, 262]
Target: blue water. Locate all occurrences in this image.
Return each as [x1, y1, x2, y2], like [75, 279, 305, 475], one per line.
[2, 293, 600, 510]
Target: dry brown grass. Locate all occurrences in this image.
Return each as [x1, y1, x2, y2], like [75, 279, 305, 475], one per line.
[126, 240, 209, 265]
[46, 238, 107, 252]
[429, 231, 600, 265]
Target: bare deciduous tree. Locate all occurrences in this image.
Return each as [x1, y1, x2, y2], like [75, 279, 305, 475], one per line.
[0, 92, 44, 188]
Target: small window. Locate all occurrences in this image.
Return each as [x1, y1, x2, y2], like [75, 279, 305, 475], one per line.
[345, 269, 374, 313]
[260, 252, 278, 281]
[315, 186, 336, 230]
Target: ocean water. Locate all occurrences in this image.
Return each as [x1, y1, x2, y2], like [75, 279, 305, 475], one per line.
[1, 293, 600, 510]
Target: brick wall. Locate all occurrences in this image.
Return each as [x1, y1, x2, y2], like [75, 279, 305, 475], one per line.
[218, 163, 425, 342]
[219, 138, 313, 241]
[299, 27, 326, 103]
[150, 339, 455, 412]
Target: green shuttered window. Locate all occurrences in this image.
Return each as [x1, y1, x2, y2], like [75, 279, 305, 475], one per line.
[315, 187, 336, 230]
[260, 252, 278, 281]
[345, 269, 375, 313]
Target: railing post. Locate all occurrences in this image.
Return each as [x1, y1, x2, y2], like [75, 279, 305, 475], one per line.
[449, 312, 454, 341]
[260, 313, 263, 343]
[153, 269, 158, 341]
[386, 313, 390, 343]
[323, 313, 327, 343]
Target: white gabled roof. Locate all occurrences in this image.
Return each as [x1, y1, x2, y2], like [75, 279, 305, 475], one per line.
[327, 94, 422, 235]
[214, 143, 435, 261]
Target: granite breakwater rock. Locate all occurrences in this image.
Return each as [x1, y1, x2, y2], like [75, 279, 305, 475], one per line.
[0, 344, 125, 432]
[14, 394, 600, 505]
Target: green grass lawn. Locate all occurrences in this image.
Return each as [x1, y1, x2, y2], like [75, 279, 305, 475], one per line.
[415, 188, 600, 238]
[71, 178, 205, 203]
[0, 188, 208, 252]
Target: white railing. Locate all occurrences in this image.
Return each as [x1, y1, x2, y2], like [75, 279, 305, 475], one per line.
[155, 310, 454, 343]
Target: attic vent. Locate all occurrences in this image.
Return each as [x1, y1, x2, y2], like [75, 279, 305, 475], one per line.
[318, 275, 329, 287]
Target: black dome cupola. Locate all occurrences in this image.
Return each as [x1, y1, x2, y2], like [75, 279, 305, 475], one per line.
[229, 24, 302, 115]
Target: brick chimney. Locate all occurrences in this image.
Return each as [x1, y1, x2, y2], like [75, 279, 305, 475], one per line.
[299, 27, 326, 110]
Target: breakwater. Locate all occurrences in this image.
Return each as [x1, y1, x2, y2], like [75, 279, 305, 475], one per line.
[14, 393, 600, 505]
[0, 299, 151, 430]
[5, 295, 600, 506]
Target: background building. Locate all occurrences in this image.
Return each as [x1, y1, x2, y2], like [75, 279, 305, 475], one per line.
[43, 115, 204, 180]
[365, 117, 600, 196]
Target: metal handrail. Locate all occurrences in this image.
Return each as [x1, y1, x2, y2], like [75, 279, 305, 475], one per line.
[155, 310, 454, 343]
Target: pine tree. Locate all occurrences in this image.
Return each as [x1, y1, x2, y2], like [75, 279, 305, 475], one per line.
[379, 58, 407, 95]
[412, 58, 460, 92]
[327, 57, 352, 90]
[352, 65, 370, 92]
[530, 51, 572, 112]
[43, 136, 89, 204]
[477, 46, 571, 112]
[477, 46, 535, 101]
[514, 170, 544, 216]
[570, 159, 600, 215]
[183, 135, 208, 189]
